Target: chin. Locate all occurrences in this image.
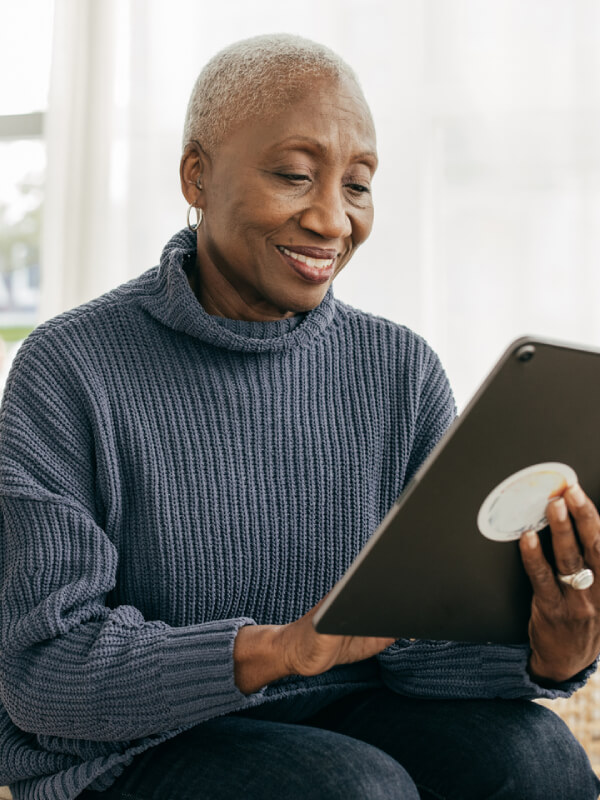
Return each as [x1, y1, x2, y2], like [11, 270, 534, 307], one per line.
[277, 287, 329, 315]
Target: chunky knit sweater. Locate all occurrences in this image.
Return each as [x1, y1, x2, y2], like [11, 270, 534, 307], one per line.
[0, 229, 590, 799]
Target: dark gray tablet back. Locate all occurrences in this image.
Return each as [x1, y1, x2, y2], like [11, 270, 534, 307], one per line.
[313, 337, 600, 644]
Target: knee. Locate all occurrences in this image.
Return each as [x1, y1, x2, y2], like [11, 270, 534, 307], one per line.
[497, 703, 599, 800]
[302, 738, 419, 800]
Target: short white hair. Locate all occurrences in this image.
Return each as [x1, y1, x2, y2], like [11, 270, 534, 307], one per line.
[182, 33, 369, 153]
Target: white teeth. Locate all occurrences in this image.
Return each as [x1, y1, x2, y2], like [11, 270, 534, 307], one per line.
[279, 246, 334, 269]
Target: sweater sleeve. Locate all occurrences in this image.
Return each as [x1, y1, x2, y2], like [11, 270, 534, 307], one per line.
[0, 333, 266, 742]
[378, 639, 595, 700]
[378, 335, 596, 700]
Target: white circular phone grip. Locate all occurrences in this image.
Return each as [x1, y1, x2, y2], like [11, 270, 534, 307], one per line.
[477, 462, 577, 542]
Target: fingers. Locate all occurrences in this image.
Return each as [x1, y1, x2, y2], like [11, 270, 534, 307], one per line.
[541, 484, 600, 600]
[563, 484, 600, 570]
[546, 494, 586, 578]
[519, 484, 599, 602]
[519, 530, 561, 604]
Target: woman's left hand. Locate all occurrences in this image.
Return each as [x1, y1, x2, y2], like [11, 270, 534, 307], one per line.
[519, 483, 600, 683]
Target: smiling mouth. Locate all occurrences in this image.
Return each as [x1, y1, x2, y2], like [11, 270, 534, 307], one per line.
[277, 246, 336, 269]
[276, 245, 338, 285]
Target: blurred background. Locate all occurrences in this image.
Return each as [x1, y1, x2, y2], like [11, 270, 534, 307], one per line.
[1, 0, 600, 406]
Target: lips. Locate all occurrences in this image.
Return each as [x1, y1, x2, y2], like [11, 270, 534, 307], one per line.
[276, 245, 338, 284]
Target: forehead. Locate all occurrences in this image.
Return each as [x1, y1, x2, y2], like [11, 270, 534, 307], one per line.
[220, 77, 377, 168]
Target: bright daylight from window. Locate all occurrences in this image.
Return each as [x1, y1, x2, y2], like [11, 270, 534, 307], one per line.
[0, 1, 54, 383]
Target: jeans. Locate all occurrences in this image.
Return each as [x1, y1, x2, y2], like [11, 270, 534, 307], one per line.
[78, 688, 600, 799]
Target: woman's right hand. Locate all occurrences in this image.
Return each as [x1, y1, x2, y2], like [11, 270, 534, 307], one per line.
[233, 596, 395, 694]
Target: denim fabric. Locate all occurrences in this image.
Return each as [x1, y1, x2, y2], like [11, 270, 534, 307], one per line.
[78, 689, 599, 799]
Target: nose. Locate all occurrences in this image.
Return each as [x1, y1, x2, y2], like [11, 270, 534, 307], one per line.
[298, 184, 352, 240]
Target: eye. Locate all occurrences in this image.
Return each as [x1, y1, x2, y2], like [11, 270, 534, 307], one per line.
[346, 182, 371, 194]
[277, 173, 311, 183]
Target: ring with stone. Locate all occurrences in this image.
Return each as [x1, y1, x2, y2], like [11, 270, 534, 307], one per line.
[557, 568, 595, 591]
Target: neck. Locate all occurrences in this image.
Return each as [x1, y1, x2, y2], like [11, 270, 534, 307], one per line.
[189, 253, 296, 322]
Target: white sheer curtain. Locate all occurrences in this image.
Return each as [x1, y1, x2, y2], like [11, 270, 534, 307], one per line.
[42, 0, 600, 407]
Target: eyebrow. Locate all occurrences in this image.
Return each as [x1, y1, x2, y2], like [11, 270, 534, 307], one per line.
[268, 136, 378, 170]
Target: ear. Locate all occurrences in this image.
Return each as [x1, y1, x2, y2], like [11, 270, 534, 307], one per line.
[180, 140, 210, 207]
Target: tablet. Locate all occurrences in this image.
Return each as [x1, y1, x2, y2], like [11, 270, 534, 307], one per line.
[313, 337, 600, 644]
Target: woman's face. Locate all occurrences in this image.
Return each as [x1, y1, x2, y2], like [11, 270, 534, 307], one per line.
[182, 76, 377, 320]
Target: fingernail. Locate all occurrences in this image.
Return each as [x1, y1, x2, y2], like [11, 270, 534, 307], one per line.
[568, 484, 586, 508]
[552, 497, 568, 522]
[523, 530, 538, 549]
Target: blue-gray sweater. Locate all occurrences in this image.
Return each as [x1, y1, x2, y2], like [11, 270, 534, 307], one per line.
[0, 230, 589, 799]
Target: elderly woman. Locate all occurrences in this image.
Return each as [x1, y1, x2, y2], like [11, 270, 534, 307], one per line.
[0, 34, 598, 800]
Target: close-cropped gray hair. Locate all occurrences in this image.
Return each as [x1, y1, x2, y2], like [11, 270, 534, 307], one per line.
[182, 33, 367, 153]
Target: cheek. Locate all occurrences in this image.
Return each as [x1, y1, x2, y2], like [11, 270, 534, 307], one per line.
[261, 191, 302, 230]
[230, 192, 292, 238]
[353, 207, 374, 246]
[219, 201, 261, 246]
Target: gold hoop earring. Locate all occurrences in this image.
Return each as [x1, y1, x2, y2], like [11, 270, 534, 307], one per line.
[187, 205, 203, 232]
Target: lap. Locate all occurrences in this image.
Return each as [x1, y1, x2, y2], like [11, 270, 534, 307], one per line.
[308, 689, 600, 800]
[79, 689, 599, 800]
[78, 712, 418, 800]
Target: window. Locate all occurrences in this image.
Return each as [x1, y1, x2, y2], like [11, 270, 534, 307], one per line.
[0, 1, 54, 378]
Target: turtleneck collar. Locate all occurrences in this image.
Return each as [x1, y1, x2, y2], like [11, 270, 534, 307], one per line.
[139, 229, 337, 353]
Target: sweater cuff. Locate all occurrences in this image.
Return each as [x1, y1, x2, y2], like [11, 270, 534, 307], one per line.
[379, 640, 597, 700]
[161, 617, 266, 729]
[479, 645, 597, 699]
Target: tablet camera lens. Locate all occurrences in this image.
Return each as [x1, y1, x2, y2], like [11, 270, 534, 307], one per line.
[516, 344, 535, 362]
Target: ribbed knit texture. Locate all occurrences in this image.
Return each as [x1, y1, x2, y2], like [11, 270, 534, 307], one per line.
[0, 229, 591, 800]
